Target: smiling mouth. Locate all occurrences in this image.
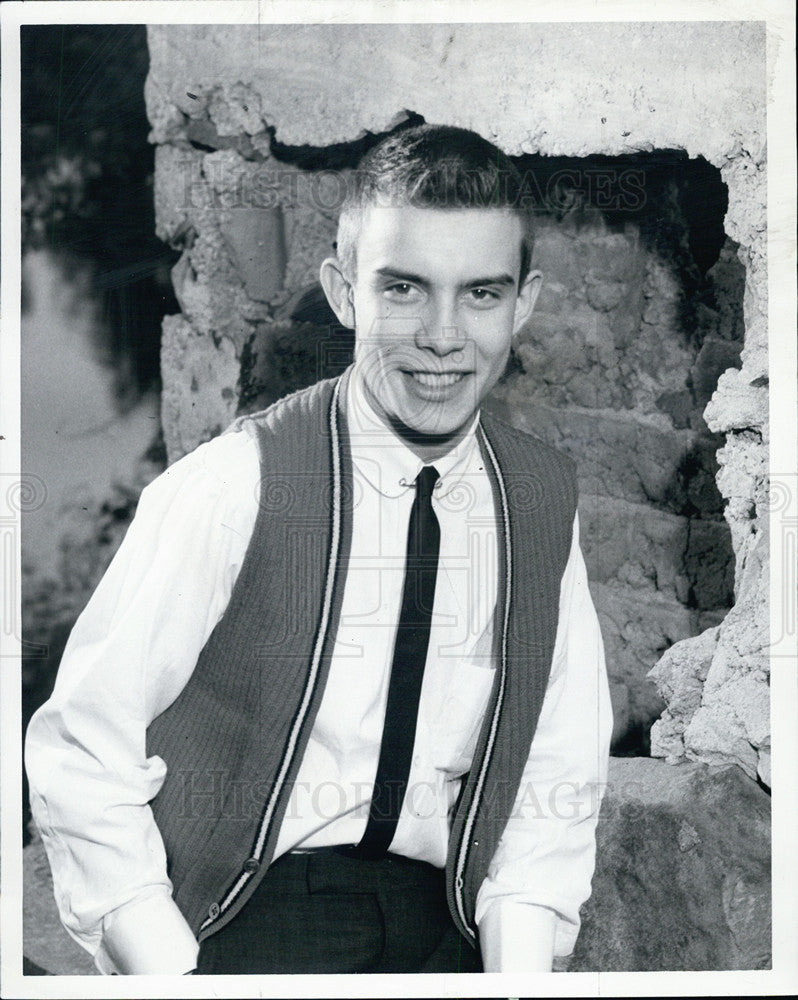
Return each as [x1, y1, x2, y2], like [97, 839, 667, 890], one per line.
[407, 371, 468, 388]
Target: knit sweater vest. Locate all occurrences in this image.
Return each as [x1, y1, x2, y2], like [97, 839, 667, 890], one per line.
[147, 368, 577, 949]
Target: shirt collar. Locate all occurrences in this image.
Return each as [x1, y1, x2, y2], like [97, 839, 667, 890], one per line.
[346, 362, 480, 499]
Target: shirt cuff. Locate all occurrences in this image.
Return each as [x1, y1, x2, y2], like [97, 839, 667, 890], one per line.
[95, 888, 199, 975]
[477, 900, 557, 972]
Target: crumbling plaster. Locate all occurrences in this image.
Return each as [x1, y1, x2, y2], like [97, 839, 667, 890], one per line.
[146, 23, 764, 161]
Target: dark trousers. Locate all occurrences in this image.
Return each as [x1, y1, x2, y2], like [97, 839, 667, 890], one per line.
[196, 849, 483, 974]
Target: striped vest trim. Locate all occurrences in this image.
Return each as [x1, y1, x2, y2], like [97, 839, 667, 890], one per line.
[449, 425, 513, 939]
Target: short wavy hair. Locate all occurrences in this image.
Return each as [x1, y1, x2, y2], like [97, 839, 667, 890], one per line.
[336, 123, 534, 284]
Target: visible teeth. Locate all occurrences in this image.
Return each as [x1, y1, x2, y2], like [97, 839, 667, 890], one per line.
[411, 372, 464, 387]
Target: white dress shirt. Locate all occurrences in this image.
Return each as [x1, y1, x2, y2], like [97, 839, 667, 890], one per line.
[26, 367, 612, 975]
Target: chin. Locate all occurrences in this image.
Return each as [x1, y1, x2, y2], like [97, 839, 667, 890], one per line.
[392, 414, 468, 446]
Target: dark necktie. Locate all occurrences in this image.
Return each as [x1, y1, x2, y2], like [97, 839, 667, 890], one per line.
[356, 465, 441, 858]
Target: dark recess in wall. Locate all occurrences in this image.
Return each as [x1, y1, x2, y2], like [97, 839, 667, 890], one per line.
[266, 110, 728, 283]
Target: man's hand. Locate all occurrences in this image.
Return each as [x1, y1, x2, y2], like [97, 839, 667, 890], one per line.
[99, 891, 200, 975]
[478, 901, 556, 972]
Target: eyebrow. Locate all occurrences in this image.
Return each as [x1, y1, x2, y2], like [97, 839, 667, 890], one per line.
[466, 274, 516, 288]
[374, 267, 517, 289]
[375, 267, 428, 285]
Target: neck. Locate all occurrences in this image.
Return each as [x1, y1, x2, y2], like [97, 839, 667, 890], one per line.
[358, 379, 473, 463]
[382, 413, 470, 463]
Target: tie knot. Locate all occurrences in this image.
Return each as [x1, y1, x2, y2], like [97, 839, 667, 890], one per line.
[415, 466, 439, 502]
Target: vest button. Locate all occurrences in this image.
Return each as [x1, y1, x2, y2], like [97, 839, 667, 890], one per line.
[208, 902, 221, 920]
[243, 857, 260, 874]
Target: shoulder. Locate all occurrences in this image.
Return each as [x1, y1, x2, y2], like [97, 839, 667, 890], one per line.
[226, 376, 340, 442]
[147, 428, 260, 505]
[479, 409, 577, 482]
[117, 430, 260, 549]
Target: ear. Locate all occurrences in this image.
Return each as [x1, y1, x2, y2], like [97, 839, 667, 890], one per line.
[512, 270, 542, 334]
[319, 257, 356, 329]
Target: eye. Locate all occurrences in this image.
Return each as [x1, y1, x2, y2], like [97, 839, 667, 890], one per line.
[467, 286, 501, 307]
[383, 282, 422, 303]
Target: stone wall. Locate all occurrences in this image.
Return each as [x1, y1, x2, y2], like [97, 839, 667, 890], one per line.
[491, 197, 743, 747]
[145, 22, 768, 772]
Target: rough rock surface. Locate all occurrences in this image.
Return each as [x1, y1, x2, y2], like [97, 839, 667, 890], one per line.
[566, 757, 771, 971]
[488, 396, 723, 514]
[23, 827, 97, 976]
[160, 313, 240, 460]
[651, 516, 771, 785]
[589, 581, 722, 746]
[651, 151, 770, 784]
[146, 23, 764, 159]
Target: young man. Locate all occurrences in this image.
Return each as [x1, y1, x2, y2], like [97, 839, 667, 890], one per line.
[26, 124, 612, 975]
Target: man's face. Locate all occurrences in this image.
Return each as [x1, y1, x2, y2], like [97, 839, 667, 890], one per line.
[327, 205, 540, 452]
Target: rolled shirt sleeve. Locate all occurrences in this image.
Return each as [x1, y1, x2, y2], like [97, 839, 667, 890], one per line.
[24, 428, 260, 974]
[475, 512, 613, 966]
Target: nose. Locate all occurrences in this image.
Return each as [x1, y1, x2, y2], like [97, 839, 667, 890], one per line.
[414, 296, 466, 356]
